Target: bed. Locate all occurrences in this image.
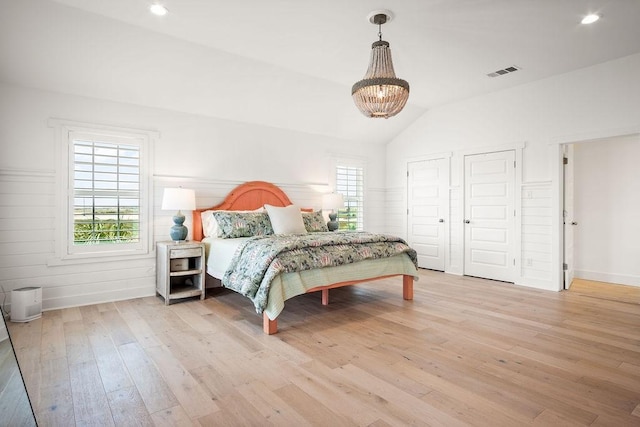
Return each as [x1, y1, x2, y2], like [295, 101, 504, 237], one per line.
[192, 181, 418, 334]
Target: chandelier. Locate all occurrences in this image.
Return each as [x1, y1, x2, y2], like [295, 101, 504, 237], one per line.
[352, 11, 410, 119]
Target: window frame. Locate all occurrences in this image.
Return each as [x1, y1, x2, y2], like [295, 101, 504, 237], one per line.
[51, 119, 155, 263]
[333, 159, 366, 231]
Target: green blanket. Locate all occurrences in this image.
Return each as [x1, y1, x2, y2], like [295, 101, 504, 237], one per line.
[222, 231, 417, 314]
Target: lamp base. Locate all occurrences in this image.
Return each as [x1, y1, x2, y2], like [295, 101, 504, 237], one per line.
[327, 212, 339, 232]
[169, 212, 188, 241]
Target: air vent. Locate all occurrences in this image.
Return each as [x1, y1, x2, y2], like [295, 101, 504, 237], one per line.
[487, 65, 521, 78]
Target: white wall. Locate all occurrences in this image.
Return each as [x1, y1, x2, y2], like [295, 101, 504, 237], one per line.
[0, 83, 387, 311]
[386, 52, 640, 291]
[573, 135, 640, 286]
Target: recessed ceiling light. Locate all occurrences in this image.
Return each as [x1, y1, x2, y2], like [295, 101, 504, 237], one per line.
[150, 4, 168, 16]
[581, 13, 601, 25]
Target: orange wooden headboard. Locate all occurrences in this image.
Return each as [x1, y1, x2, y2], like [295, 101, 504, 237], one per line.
[192, 181, 294, 241]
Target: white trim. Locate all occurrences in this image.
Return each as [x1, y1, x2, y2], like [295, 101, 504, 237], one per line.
[552, 144, 565, 291]
[405, 151, 453, 162]
[462, 150, 519, 283]
[50, 119, 155, 264]
[574, 270, 640, 288]
[551, 127, 640, 293]
[551, 126, 640, 145]
[153, 175, 329, 190]
[0, 168, 56, 178]
[405, 157, 451, 272]
[459, 141, 526, 156]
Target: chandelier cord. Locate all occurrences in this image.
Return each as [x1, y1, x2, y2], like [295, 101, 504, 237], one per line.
[378, 23, 382, 41]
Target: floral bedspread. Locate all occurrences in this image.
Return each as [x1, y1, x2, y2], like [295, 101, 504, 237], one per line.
[222, 231, 417, 314]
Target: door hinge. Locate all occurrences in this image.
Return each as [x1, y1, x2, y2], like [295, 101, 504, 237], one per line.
[563, 263, 568, 271]
[407, 208, 409, 215]
[514, 209, 516, 217]
[563, 157, 568, 165]
[513, 259, 516, 266]
[407, 170, 410, 177]
[514, 160, 516, 168]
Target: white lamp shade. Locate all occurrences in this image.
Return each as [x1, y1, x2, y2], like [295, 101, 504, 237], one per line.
[161, 188, 196, 211]
[322, 193, 345, 210]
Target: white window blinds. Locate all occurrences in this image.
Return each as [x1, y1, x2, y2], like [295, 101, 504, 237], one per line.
[336, 165, 364, 231]
[72, 138, 141, 245]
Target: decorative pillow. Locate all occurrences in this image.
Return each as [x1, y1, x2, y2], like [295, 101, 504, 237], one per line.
[302, 211, 328, 232]
[201, 208, 263, 238]
[264, 204, 307, 235]
[211, 211, 273, 238]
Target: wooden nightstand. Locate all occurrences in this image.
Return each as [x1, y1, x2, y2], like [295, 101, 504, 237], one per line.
[156, 241, 205, 305]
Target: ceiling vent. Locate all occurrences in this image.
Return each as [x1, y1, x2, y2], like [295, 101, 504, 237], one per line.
[487, 65, 520, 78]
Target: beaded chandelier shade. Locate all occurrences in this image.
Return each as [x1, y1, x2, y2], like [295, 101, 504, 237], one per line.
[352, 12, 409, 119]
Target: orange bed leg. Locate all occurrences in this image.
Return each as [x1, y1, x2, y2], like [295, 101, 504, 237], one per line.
[403, 275, 414, 300]
[263, 313, 278, 335]
[321, 289, 329, 305]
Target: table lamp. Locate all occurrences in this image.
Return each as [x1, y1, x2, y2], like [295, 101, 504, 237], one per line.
[161, 188, 196, 241]
[322, 193, 345, 231]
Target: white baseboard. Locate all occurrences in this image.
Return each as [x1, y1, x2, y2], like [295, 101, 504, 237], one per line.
[42, 287, 156, 311]
[574, 270, 640, 287]
[513, 278, 560, 292]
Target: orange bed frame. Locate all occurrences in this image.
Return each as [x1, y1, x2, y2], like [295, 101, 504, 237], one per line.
[192, 181, 414, 334]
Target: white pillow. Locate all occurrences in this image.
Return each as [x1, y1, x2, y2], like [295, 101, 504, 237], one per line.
[264, 204, 307, 235]
[201, 208, 263, 238]
[201, 210, 219, 238]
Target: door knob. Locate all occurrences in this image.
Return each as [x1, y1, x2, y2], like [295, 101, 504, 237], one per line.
[464, 220, 470, 224]
[571, 221, 578, 225]
[439, 219, 445, 223]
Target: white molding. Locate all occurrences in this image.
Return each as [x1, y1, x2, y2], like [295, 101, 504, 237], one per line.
[0, 168, 56, 178]
[551, 144, 564, 291]
[574, 270, 640, 288]
[514, 278, 558, 292]
[42, 286, 155, 311]
[50, 119, 155, 263]
[550, 126, 640, 145]
[48, 118, 160, 139]
[153, 175, 329, 189]
[46, 252, 154, 267]
[405, 151, 453, 162]
[460, 141, 527, 156]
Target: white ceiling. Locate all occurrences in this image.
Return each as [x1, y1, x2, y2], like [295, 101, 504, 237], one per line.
[2, 0, 640, 144]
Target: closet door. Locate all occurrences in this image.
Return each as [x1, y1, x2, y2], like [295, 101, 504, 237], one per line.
[464, 150, 515, 282]
[407, 159, 448, 271]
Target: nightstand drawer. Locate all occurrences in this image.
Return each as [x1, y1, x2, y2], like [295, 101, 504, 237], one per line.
[170, 248, 202, 258]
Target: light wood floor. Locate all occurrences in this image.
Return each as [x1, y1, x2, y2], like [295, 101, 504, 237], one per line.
[7, 270, 640, 426]
[0, 338, 37, 426]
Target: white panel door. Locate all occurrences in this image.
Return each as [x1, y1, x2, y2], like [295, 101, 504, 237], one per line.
[408, 159, 448, 270]
[464, 151, 515, 282]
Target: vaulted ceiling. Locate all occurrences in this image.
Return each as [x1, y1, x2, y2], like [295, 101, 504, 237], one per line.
[2, 0, 640, 144]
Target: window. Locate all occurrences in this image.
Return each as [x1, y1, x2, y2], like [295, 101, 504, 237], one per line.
[72, 137, 140, 246]
[335, 164, 364, 230]
[52, 120, 153, 261]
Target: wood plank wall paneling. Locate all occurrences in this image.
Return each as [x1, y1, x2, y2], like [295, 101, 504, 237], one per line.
[449, 186, 463, 274]
[365, 188, 386, 233]
[384, 186, 406, 238]
[521, 183, 553, 282]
